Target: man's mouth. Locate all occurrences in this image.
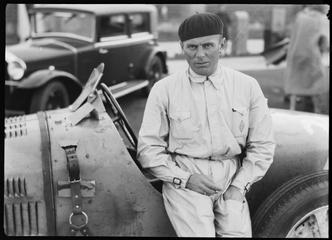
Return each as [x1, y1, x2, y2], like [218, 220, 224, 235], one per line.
[195, 62, 209, 67]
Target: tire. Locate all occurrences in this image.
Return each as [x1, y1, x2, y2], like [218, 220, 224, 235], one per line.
[30, 81, 70, 113]
[252, 171, 328, 238]
[142, 56, 163, 96]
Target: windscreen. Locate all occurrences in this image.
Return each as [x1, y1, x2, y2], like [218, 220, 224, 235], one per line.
[33, 11, 95, 41]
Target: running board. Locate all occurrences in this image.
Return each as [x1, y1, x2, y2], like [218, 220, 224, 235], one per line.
[108, 80, 149, 98]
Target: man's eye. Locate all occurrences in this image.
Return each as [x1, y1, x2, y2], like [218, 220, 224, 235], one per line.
[203, 43, 213, 49]
[187, 45, 197, 50]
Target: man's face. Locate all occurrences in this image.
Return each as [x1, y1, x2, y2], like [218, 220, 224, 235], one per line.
[181, 34, 224, 76]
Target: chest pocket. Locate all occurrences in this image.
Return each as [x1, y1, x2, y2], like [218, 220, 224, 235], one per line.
[169, 111, 195, 139]
[231, 106, 249, 138]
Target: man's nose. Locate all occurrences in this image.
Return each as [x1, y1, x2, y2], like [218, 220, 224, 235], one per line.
[195, 46, 206, 58]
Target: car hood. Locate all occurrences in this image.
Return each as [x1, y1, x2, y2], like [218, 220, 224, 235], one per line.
[271, 108, 328, 135]
[271, 108, 328, 163]
[6, 38, 76, 63]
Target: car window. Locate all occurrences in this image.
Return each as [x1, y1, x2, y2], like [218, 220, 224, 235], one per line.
[129, 13, 150, 35]
[33, 11, 95, 41]
[99, 14, 127, 40]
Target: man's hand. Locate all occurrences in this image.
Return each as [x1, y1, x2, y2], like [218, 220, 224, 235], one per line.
[223, 185, 244, 202]
[185, 173, 222, 196]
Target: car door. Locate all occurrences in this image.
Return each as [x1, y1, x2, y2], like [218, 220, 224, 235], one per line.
[127, 12, 155, 79]
[72, 12, 101, 86]
[96, 13, 130, 86]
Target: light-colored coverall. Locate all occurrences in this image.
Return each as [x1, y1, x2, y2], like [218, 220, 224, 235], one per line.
[284, 7, 330, 112]
[137, 64, 275, 237]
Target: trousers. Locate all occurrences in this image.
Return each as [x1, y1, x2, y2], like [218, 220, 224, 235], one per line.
[162, 156, 252, 237]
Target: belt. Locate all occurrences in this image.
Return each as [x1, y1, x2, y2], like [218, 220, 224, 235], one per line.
[193, 155, 233, 161]
[171, 152, 237, 162]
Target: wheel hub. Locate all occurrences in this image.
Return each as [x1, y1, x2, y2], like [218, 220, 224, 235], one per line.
[286, 206, 328, 238]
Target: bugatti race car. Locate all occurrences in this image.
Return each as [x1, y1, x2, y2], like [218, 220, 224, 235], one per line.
[4, 63, 328, 237]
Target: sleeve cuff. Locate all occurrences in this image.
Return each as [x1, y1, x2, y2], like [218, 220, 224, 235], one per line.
[231, 170, 252, 193]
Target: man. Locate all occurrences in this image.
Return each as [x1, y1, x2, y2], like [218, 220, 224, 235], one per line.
[284, 5, 329, 113]
[137, 12, 275, 237]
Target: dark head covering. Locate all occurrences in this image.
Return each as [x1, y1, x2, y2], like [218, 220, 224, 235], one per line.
[178, 12, 224, 42]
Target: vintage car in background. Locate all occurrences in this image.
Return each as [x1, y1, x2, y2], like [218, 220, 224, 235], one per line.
[5, 4, 167, 116]
[4, 64, 328, 237]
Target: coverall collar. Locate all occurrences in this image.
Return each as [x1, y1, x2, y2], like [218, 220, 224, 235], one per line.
[188, 64, 223, 90]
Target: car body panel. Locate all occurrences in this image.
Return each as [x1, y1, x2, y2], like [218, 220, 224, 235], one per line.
[9, 69, 81, 89]
[48, 110, 175, 236]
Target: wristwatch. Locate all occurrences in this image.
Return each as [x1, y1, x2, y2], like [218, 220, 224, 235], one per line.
[173, 177, 182, 189]
[244, 182, 251, 194]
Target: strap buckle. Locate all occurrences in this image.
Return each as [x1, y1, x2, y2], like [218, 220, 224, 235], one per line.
[70, 178, 81, 184]
[61, 143, 91, 236]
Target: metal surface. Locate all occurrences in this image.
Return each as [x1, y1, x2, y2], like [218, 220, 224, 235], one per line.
[46, 105, 175, 236]
[57, 180, 96, 197]
[5, 114, 48, 235]
[5, 115, 27, 139]
[15, 69, 81, 89]
[37, 112, 57, 235]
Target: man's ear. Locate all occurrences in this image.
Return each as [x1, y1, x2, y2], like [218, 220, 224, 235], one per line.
[180, 41, 184, 50]
[220, 37, 226, 48]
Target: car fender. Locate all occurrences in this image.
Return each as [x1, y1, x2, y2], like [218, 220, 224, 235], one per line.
[143, 47, 168, 76]
[18, 69, 82, 89]
[247, 109, 329, 215]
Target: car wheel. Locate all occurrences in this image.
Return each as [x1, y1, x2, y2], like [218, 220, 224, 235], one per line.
[30, 81, 70, 113]
[142, 56, 163, 96]
[252, 171, 328, 238]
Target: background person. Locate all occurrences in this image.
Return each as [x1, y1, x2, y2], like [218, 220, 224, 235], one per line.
[137, 12, 275, 237]
[284, 5, 330, 113]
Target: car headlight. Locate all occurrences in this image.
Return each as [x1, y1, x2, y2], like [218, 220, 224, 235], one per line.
[6, 51, 27, 81]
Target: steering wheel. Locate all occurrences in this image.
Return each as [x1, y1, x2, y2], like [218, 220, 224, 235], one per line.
[100, 83, 137, 150]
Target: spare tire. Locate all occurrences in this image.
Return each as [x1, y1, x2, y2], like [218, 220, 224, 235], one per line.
[252, 170, 328, 238]
[30, 81, 70, 113]
[142, 56, 163, 96]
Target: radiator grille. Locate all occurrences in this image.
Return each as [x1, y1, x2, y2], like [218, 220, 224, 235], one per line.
[4, 201, 41, 236]
[5, 116, 27, 139]
[4, 178, 41, 236]
[5, 178, 27, 198]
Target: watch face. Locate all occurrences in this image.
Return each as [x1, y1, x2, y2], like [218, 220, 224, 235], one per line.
[173, 177, 182, 185]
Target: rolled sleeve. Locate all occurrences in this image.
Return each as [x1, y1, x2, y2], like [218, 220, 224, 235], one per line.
[231, 80, 276, 191]
[137, 81, 191, 188]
